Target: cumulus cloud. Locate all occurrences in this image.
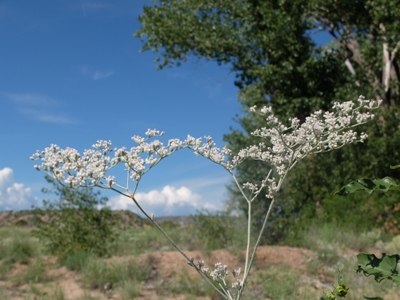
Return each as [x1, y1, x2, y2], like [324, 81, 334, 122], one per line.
[108, 185, 218, 217]
[0, 168, 36, 211]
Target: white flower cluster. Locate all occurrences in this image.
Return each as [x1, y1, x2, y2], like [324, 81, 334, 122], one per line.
[197, 261, 243, 290]
[30, 96, 381, 196]
[31, 131, 233, 190]
[237, 96, 381, 184]
[31, 130, 176, 188]
[210, 262, 229, 281]
[184, 135, 232, 168]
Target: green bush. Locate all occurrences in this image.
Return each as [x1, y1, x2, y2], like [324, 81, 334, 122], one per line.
[192, 210, 234, 251]
[33, 176, 119, 262]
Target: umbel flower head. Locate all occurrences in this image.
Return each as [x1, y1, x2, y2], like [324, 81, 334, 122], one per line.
[30, 96, 381, 300]
[31, 96, 381, 197]
[234, 96, 381, 197]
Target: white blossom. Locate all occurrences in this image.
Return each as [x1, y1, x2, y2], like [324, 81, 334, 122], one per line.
[209, 262, 229, 281]
[30, 97, 381, 298]
[31, 130, 190, 189]
[31, 98, 380, 206]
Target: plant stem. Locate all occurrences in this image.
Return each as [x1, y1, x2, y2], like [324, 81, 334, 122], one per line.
[236, 174, 286, 299]
[121, 190, 229, 300]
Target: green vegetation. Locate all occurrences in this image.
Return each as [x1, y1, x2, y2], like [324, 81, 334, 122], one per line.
[356, 253, 400, 286]
[1, 214, 400, 299]
[154, 268, 219, 299]
[135, 0, 400, 242]
[192, 210, 234, 251]
[326, 166, 400, 299]
[0, 227, 40, 265]
[250, 265, 314, 300]
[81, 256, 151, 291]
[33, 176, 119, 262]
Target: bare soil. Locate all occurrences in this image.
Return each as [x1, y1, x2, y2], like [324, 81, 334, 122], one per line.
[0, 245, 318, 300]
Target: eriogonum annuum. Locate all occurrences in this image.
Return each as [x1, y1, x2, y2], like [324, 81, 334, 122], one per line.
[234, 96, 382, 200]
[30, 96, 381, 300]
[30, 128, 233, 196]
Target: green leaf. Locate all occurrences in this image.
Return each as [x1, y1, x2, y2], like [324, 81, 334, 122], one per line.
[390, 165, 400, 169]
[355, 253, 400, 286]
[335, 177, 400, 196]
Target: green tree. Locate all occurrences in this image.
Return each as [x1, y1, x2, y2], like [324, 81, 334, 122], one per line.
[34, 176, 119, 262]
[135, 0, 400, 106]
[135, 0, 400, 240]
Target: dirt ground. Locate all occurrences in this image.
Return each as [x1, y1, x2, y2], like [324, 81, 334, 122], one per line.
[0, 245, 319, 300]
[1, 212, 397, 299]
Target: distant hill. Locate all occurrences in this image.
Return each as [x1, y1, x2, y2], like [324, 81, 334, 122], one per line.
[0, 210, 193, 227]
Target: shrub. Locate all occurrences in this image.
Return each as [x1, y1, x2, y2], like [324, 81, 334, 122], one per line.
[192, 210, 234, 251]
[33, 176, 119, 262]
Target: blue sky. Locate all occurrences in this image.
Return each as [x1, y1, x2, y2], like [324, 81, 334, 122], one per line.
[0, 0, 245, 216]
[0, 1, 331, 217]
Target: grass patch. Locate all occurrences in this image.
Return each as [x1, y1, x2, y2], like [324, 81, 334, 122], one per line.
[78, 293, 101, 300]
[50, 285, 66, 300]
[154, 268, 218, 299]
[290, 222, 382, 252]
[28, 284, 48, 298]
[12, 257, 50, 286]
[110, 224, 204, 256]
[110, 215, 252, 257]
[384, 234, 400, 254]
[82, 256, 151, 291]
[119, 280, 142, 300]
[249, 265, 316, 300]
[64, 250, 93, 271]
[0, 228, 40, 264]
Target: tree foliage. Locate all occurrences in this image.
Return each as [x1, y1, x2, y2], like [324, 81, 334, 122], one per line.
[135, 0, 400, 240]
[136, 0, 400, 106]
[34, 176, 119, 262]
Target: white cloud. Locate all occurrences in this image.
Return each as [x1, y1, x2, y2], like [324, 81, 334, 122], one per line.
[80, 66, 114, 80]
[0, 168, 36, 211]
[7, 92, 58, 106]
[92, 70, 114, 80]
[108, 185, 218, 217]
[6, 93, 77, 124]
[19, 108, 77, 124]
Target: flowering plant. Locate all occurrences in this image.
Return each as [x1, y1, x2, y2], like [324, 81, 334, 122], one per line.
[31, 96, 381, 299]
